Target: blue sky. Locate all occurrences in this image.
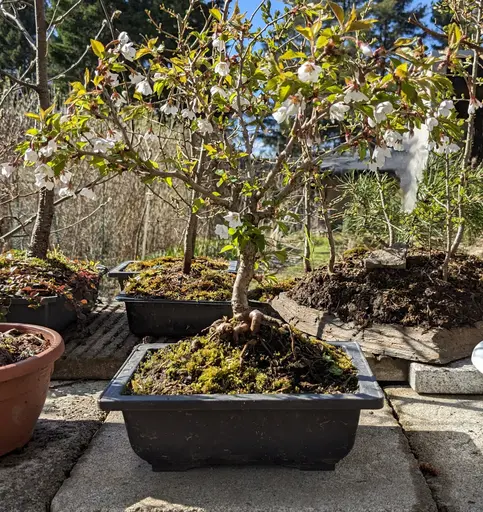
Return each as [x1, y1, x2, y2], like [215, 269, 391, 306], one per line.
[237, 0, 435, 31]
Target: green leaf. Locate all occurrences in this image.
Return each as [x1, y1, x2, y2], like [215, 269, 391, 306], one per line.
[295, 25, 313, 40]
[210, 8, 222, 21]
[447, 23, 463, 47]
[165, 177, 173, 187]
[279, 49, 306, 61]
[220, 244, 234, 253]
[279, 84, 291, 102]
[346, 19, 377, 32]
[393, 37, 417, 48]
[328, 2, 344, 26]
[25, 112, 40, 120]
[90, 39, 104, 58]
[395, 62, 408, 79]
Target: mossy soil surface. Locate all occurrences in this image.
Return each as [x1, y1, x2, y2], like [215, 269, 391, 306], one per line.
[124, 256, 296, 302]
[128, 323, 357, 395]
[0, 250, 101, 313]
[0, 328, 49, 367]
[289, 250, 483, 329]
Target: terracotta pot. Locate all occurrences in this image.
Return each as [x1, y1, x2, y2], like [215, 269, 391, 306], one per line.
[0, 323, 64, 456]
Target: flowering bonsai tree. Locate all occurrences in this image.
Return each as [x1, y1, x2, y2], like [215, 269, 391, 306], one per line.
[19, 0, 460, 333]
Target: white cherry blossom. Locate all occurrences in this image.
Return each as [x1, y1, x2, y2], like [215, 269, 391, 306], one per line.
[79, 187, 96, 200]
[273, 94, 306, 124]
[425, 117, 439, 131]
[136, 79, 153, 96]
[129, 72, 144, 85]
[344, 89, 369, 103]
[112, 91, 127, 108]
[24, 148, 39, 163]
[437, 100, 454, 117]
[160, 103, 179, 115]
[120, 42, 136, 61]
[214, 61, 230, 77]
[118, 32, 130, 45]
[359, 43, 373, 57]
[384, 130, 403, 151]
[1, 163, 15, 178]
[329, 102, 350, 122]
[105, 71, 120, 87]
[58, 186, 74, 198]
[468, 98, 482, 115]
[197, 118, 214, 135]
[373, 101, 394, 123]
[215, 224, 229, 239]
[224, 212, 242, 229]
[60, 171, 72, 184]
[181, 109, 196, 120]
[297, 61, 322, 83]
[211, 85, 228, 98]
[231, 95, 250, 110]
[39, 139, 58, 158]
[212, 35, 226, 52]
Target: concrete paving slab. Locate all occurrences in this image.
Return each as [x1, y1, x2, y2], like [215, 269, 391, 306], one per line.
[53, 301, 176, 380]
[386, 386, 483, 512]
[0, 381, 108, 512]
[51, 402, 436, 512]
[410, 358, 483, 394]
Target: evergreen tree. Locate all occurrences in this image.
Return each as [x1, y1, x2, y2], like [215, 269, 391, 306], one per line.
[0, 3, 35, 74]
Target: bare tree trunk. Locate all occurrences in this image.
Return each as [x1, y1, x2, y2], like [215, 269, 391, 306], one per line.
[28, 0, 54, 259]
[449, 3, 482, 256]
[303, 180, 312, 272]
[375, 171, 394, 247]
[442, 157, 453, 281]
[231, 240, 257, 316]
[183, 138, 204, 274]
[322, 204, 336, 273]
[182, 193, 199, 274]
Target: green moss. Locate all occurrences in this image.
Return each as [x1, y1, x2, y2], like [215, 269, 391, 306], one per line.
[342, 246, 369, 260]
[248, 278, 298, 302]
[124, 256, 235, 301]
[128, 323, 358, 395]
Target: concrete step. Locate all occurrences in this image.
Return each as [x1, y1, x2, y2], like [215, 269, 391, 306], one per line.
[409, 357, 483, 394]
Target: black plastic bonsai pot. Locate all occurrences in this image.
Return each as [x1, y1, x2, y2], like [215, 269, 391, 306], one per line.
[99, 341, 384, 471]
[1, 296, 77, 331]
[116, 293, 274, 337]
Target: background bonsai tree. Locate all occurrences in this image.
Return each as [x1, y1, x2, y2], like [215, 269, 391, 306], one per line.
[20, 0, 459, 329]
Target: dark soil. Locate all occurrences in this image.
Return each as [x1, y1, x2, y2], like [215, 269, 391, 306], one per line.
[0, 328, 50, 367]
[288, 250, 483, 329]
[128, 322, 358, 395]
[0, 250, 101, 316]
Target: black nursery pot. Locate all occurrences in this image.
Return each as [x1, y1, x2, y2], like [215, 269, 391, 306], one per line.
[1, 296, 77, 331]
[116, 293, 273, 337]
[99, 341, 384, 472]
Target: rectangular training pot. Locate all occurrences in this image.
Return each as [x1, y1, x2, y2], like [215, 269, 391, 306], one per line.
[108, 261, 137, 289]
[108, 260, 239, 290]
[1, 296, 77, 332]
[116, 293, 274, 337]
[99, 342, 384, 471]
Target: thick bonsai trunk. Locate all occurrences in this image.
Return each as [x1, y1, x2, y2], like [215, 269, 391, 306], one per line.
[231, 240, 257, 316]
[28, 0, 54, 259]
[182, 193, 199, 275]
[303, 181, 312, 273]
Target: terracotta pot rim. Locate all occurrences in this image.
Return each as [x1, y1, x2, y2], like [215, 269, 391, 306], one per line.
[0, 323, 64, 383]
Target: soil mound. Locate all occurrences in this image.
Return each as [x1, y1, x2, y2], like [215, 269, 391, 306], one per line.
[288, 251, 483, 328]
